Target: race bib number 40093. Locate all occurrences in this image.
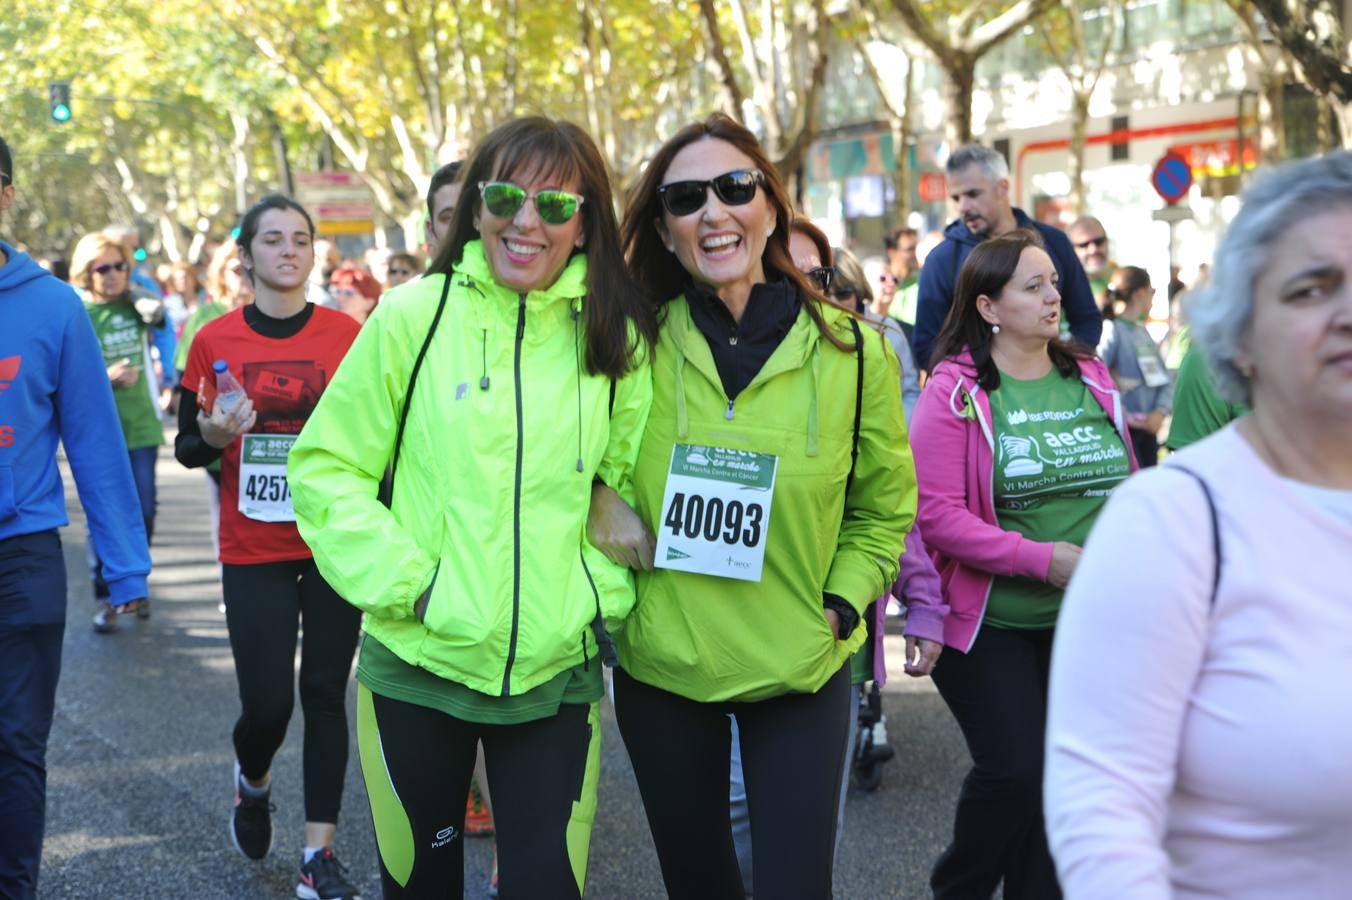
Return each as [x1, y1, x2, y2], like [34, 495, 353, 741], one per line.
[653, 444, 778, 583]
[238, 433, 298, 522]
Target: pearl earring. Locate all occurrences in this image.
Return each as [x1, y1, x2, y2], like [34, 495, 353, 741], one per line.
[991, 324, 1001, 334]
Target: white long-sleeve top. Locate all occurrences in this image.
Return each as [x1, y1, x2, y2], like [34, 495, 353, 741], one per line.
[1045, 423, 1352, 900]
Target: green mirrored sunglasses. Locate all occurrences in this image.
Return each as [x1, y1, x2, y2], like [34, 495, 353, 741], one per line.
[478, 181, 584, 225]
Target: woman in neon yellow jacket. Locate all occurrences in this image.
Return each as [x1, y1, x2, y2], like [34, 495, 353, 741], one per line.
[594, 114, 915, 899]
[288, 117, 654, 899]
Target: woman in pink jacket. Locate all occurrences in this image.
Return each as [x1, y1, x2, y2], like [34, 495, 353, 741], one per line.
[908, 229, 1135, 900]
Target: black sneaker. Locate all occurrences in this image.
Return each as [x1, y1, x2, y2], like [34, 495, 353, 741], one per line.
[297, 848, 362, 900]
[230, 762, 274, 860]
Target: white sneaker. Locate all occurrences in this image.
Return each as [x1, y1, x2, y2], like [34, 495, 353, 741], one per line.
[93, 607, 120, 634]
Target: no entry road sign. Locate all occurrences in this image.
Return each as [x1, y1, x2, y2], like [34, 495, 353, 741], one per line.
[1151, 153, 1193, 205]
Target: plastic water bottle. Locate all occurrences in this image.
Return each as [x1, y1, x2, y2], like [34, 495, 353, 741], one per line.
[213, 360, 247, 415]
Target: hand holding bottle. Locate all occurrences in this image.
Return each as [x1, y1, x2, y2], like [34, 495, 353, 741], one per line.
[197, 372, 256, 449]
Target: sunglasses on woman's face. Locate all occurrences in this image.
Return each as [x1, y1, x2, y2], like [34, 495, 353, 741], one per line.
[387, 268, 414, 278]
[92, 262, 129, 275]
[657, 169, 766, 217]
[807, 265, 835, 292]
[831, 286, 857, 303]
[478, 181, 585, 225]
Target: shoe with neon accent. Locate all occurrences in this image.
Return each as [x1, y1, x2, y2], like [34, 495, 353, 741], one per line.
[465, 781, 494, 837]
[230, 762, 274, 860]
[297, 848, 362, 900]
[92, 607, 119, 634]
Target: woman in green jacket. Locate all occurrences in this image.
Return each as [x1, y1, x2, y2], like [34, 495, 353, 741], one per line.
[598, 114, 914, 899]
[288, 117, 654, 898]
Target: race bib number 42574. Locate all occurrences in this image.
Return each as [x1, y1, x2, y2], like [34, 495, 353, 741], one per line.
[238, 433, 298, 523]
[653, 444, 778, 583]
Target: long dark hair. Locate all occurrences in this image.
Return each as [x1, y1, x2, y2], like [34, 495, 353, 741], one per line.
[1102, 265, 1150, 321]
[930, 229, 1092, 390]
[236, 193, 316, 285]
[620, 114, 854, 351]
[429, 116, 654, 378]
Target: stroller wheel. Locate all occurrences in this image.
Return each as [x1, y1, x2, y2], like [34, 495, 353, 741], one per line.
[854, 760, 884, 792]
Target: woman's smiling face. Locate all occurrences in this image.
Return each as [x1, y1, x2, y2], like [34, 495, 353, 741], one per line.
[655, 137, 774, 300]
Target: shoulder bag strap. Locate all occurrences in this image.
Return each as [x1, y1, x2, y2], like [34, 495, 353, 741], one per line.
[1170, 465, 1221, 606]
[379, 273, 453, 508]
[846, 317, 864, 495]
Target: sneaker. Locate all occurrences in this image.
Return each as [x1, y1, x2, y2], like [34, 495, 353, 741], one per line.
[92, 608, 119, 634]
[136, 598, 151, 620]
[465, 781, 494, 837]
[488, 845, 499, 898]
[230, 762, 274, 860]
[297, 848, 362, 900]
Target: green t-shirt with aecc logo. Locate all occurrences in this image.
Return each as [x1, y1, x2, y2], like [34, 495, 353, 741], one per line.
[83, 296, 165, 450]
[984, 368, 1131, 630]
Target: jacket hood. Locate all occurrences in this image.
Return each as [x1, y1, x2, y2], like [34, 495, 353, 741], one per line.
[941, 206, 1038, 249]
[0, 243, 55, 292]
[453, 239, 588, 302]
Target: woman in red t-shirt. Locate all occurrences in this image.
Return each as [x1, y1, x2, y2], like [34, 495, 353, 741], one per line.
[174, 194, 363, 900]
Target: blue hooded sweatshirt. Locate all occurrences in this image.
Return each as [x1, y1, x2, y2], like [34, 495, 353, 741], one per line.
[0, 242, 150, 610]
[911, 208, 1103, 372]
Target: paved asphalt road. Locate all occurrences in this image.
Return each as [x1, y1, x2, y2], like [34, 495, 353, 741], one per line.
[40, 443, 971, 899]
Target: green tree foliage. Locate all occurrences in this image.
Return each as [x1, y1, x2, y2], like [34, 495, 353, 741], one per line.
[885, 0, 1057, 147]
[0, 0, 302, 259]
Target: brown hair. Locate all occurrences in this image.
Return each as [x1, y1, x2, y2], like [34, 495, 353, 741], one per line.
[70, 233, 132, 292]
[1102, 265, 1151, 321]
[620, 114, 854, 351]
[790, 217, 833, 269]
[205, 239, 246, 305]
[429, 116, 653, 379]
[930, 228, 1092, 389]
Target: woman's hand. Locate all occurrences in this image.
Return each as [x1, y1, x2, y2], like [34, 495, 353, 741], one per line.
[107, 358, 140, 388]
[824, 607, 843, 640]
[196, 375, 256, 449]
[1047, 541, 1083, 589]
[587, 482, 655, 571]
[903, 636, 943, 676]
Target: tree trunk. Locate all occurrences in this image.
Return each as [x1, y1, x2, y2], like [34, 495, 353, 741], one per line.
[892, 62, 916, 225]
[1257, 73, 1286, 163]
[943, 55, 976, 147]
[1068, 91, 1089, 216]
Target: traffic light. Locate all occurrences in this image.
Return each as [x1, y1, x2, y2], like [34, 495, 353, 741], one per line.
[48, 82, 71, 123]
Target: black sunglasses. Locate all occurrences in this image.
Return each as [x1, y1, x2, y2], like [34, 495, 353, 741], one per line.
[387, 268, 414, 277]
[92, 262, 129, 275]
[1074, 236, 1107, 250]
[657, 169, 765, 217]
[807, 265, 835, 292]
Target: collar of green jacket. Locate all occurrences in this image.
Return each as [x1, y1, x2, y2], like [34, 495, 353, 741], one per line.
[663, 289, 856, 458]
[452, 239, 588, 306]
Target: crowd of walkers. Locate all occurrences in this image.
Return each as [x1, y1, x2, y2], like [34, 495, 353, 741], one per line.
[0, 115, 1349, 900]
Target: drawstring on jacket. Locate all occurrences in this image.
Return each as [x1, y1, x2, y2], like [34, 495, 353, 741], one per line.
[673, 347, 690, 440]
[571, 301, 584, 473]
[480, 330, 490, 390]
[806, 342, 821, 457]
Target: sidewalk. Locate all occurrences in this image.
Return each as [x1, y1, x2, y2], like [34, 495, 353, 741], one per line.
[41, 442, 963, 899]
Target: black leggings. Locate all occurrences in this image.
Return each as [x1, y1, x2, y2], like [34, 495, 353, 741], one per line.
[929, 625, 1061, 900]
[357, 687, 601, 899]
[222, 559, 361, 824]
[613, 665, 852, 900]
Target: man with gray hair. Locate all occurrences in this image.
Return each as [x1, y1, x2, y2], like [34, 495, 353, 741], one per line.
[912, 144, 1102, 369]
[1067, 215, 1113, 301]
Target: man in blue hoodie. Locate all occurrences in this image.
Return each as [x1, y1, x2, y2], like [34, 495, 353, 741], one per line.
[0, 134, 151, 899]
[911, 144, 1103, 371]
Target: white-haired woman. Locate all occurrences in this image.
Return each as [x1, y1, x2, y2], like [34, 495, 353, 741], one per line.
[1045, 151, 1352, 899]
